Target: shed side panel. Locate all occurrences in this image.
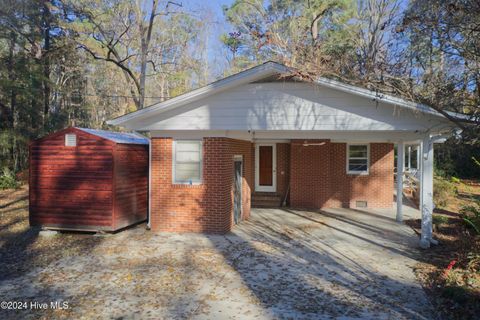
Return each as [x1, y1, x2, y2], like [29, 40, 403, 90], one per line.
[113, 144, 148, 230]
[29, 129, 114, 229]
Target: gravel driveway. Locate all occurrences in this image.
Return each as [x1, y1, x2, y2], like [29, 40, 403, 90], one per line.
[0, 204, 434, 319]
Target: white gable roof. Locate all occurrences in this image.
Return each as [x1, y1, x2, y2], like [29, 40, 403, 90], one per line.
[107, 62, 454, 133]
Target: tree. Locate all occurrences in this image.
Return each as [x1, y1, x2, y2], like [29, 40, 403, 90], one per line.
[65, 0, 188, 110]
[395, 0, 479, 137]
[0, 0, 212, 173]
[221, 0, 479, 176]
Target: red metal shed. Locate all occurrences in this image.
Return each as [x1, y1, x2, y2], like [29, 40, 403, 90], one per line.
[29, 127, 149, 232]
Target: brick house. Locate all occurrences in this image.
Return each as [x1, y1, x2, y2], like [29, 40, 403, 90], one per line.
[108, 62, 457, 248]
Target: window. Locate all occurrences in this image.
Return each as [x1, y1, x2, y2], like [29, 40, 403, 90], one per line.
[65, 134, 77, 147]
[405, 145, 418, 170]
[173, 140, 202, 184]
[347, 144, 369, 174]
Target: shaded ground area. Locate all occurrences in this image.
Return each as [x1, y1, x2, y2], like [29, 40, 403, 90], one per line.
[406, 180, 480, 320]
[1, 187, 434, 319]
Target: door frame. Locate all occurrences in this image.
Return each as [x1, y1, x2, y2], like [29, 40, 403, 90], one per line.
[233, 155, 243, 224]
[255, 143, 277, 192]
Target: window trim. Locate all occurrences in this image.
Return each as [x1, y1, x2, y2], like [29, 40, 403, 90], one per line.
[346, 143, 370, 175]
[172, 139, 203, 185]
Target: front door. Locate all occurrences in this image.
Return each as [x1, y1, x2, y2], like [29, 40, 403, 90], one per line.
[255, 143, 276, 192]
[233, 159, 242, 224]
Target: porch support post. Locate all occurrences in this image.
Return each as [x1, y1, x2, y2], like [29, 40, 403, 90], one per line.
[396, 141, 404, 222]
[419, 136, 434, 248]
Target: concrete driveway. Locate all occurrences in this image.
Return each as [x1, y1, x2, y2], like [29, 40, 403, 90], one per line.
[0, 206, 433, 319]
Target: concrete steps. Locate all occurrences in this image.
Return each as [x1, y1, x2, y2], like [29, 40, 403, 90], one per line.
[252, 193, 282, 208]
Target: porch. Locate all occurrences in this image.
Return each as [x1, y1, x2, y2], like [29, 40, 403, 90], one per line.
[250, 140, 395, 209]
[247, 137, 436, 248]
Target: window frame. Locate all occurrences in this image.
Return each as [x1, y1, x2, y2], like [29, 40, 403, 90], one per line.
[172, 140, 203, 185]
[346, 143, 370, 175]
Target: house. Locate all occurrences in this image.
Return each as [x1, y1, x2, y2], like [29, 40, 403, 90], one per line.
[107, 62, 457, 248]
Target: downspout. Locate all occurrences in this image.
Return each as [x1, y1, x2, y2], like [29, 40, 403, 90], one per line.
[147, 136, 152, 230]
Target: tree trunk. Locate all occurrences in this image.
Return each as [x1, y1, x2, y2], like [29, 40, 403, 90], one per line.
[42, 2, 51, 124]
[8, 31, 16, 129]
[139, 40, 147, 110]
[137, 0, 159, 110]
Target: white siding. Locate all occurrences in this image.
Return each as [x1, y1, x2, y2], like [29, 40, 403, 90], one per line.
[132, 82, 451, 131]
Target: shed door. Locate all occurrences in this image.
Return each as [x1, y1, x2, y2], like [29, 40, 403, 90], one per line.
[233, 160, 242, 224]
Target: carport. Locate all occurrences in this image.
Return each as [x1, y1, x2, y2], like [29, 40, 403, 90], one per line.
[220, 204, 432, 319]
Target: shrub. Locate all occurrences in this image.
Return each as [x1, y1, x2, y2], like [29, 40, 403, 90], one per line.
[0, 167, 20, 190]
[16, 169, 29, 183]
[434, 176, 458, 208]
[451, 176, 461, 184]
[460, 203, 480, 235]
[433, 214, 449, 226]
[466, 252, 480, 273]
[459, 156, 480, 234]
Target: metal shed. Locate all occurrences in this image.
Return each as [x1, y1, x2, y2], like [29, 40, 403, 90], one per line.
[29, 127, 149, 232]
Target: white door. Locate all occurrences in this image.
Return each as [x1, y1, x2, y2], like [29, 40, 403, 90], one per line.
[255, 143, 276, 192]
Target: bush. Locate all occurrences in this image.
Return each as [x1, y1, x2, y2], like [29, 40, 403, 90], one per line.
[434, 176, 458, 208]
[460, 203, 480, 235]
[459, 156, 480, 234]
[16, 169, 29, 183]
[0, 167, 20, 190]
[451, 176, 461, 184]
[466, 252, 480, 273]
[433, 214, 449, 225]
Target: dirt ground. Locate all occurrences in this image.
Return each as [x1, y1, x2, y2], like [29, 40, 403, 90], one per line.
[406, 180, 480, 320]
[1, 186, 435, 319]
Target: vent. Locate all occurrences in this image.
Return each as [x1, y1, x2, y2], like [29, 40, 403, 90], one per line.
[65, 134, 77, 147]
[355, 200, 367, 208]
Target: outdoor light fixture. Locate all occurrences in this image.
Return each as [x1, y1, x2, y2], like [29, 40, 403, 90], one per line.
[302, 141, 326, 147]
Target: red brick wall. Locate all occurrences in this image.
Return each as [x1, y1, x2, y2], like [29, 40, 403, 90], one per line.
[150, 137, 252, 233]
[290, 140, 394, 209]
[276, 143, 290, 202]
[151, 137, 393, 233]
[290, 140, 332, 208]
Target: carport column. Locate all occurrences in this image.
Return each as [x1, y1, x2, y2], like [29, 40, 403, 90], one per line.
[419, 136, 434, 248]
[396, 141, 404, 222]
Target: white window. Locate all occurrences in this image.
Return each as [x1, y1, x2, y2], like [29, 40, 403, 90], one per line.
[173, 140, 202, 184]
[65, 134, 77, 147]
[347, 144, 369, 174]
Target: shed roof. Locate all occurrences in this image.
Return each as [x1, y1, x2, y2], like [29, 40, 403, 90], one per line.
[77, 128, 149, 145]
